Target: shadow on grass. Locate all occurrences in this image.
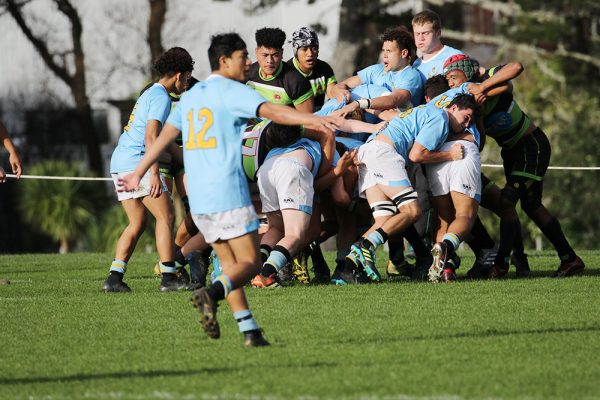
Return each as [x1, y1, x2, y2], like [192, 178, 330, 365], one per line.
[339, 325, 600, 346]
[0, 361, 337, 385]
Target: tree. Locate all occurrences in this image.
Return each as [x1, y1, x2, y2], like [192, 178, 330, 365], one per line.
[3, 0, 104, 176]
[148, 0, 167, 77]
[18, 160, 103, 253]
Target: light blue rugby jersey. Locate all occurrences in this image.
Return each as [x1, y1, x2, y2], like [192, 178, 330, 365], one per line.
[413, 45, 463, 88]
[357, 64, 423, 107]
[265, 138, 322, 177]
[380, 105, 450, 160]
[110, 83, 171, 173]
[427, 82, 481, 146]
[167, 74, 267, 214]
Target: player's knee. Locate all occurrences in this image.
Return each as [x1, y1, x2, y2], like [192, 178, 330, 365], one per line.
[521, 196, 542, 215]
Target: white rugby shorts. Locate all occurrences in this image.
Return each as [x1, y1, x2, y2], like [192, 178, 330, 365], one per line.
[357, 140, 412, 198]
[112, 170, 168, 201]
[257, 156, 314, 215]
[426, 140, 481, 201]
[192, 205, 259, 243]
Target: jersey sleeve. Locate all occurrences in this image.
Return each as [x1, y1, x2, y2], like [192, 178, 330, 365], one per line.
[323, 62, 337, 86]
[414, 113, 449, 151]
[484, 64, 506, 79]
[165, 102, 182, 131]
[147, 89, 172, 124]
[357, 65, 379, 85]
[225, 81, 268, 119]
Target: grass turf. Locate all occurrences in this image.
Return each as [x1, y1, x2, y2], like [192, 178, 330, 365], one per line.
[1, 251, 599, 399]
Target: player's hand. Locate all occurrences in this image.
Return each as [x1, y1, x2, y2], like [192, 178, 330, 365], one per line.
[450, 143, 465, 160]
[333, 86, 351, 103]
[117, 173, 141, 192]
[334, 148, 358, 176]
[0, 166, 6, 183]
[467, 83, 487, 104]
[331, 102, 358, 119]
[149, 173, 163, 198]
[9, 152, 22, 179]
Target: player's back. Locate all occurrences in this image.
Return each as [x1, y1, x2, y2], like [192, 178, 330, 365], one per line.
[383, 105, 449, 158]
[174, 75, 265, 214]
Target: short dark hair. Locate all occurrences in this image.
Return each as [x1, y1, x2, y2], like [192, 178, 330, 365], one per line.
[424, 75, 450, 100]
[255, 27, 286, 49]
[449, 93, 480, 120]
[412, 10, 442, 31]
[208, 33, 247, 71]
[153, 47, 194, 77]
[265, 122, 302, 149]
[381, 26, 416, 59]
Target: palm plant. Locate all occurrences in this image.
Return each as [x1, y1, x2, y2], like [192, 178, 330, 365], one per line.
[18, 160, 103, 253]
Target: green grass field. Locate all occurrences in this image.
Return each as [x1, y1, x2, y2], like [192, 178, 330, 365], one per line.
[1, 251, 599, 399]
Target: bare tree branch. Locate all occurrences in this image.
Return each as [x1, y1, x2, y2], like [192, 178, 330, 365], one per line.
[5, 0, 73, 86]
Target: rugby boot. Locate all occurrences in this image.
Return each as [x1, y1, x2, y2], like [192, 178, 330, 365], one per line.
[428, 242, 448, 283]
[386, 260, 413, 281]
[102, 272, 131, 293]
[511, 252, 531, 278]
[489, 263, 509, 279]
[250, 273, 280, 288]
[243, 329, 270, 347]
[467, 250, 496, 279]
[160, 272, 187, 292]
[291, 252, 310, 284]
[554, 256, 585, 278]
[191, 287, 220, 339]
[441, 267, 457, 282]
[347, 242, 381, 282]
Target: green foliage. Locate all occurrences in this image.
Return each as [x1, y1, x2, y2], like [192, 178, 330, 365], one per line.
[88, 203, 157, 253]
[1, 251, 600, 399]
[17, 160, 106, 253]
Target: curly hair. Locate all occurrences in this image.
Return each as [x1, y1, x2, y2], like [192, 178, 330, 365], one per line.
[153, 47, 194, 77]
[255, 27, 286, 49]
[381, 26, 416, 56]
[424, 74, 450, 100]
[208, 33, 247, 71]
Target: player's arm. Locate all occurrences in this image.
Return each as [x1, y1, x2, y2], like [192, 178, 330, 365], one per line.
[470, 62, 523, 98]
[330, 75, 362, 103]
[314, 149, 357, 193]
[409, 141, 464, 164]
[144, 119, 165, 197]
[120, 123, 181, 191]
[258, 102, 339, 134]
[325, 76, 338, 100]
[166, 142, 183, 166]
[334, 88, 411, 118]
[0, 119, 22, 178]
[294, 96, 314, 113]
[337, 119, 386, 134]
[303, 127, 336, 176]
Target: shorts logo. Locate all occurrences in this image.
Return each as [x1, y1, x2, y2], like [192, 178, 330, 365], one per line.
[222, 224, 235, 230]
[374, 172, 384, 178]
[462, 184, 473, 191]
[283, 197, 295, 204]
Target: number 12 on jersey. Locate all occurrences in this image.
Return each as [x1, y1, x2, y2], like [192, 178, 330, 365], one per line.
[185, 108, 217, 150]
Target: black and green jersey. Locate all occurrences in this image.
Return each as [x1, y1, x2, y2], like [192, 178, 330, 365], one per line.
[246, 62, 313, 107]
[288, 57, 337, 111]
[242, 119, 272, 182]
[482, 65, 533, 149]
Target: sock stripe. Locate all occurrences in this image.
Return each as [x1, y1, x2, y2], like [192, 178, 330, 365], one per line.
[215, 274, 233, 297]
[110, 260, 127, 274]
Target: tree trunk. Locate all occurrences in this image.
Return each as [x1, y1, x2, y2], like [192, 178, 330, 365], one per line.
[148, 0, 167, 78]
[332, 0, 385, 79]
[59, 238, 69, 254]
